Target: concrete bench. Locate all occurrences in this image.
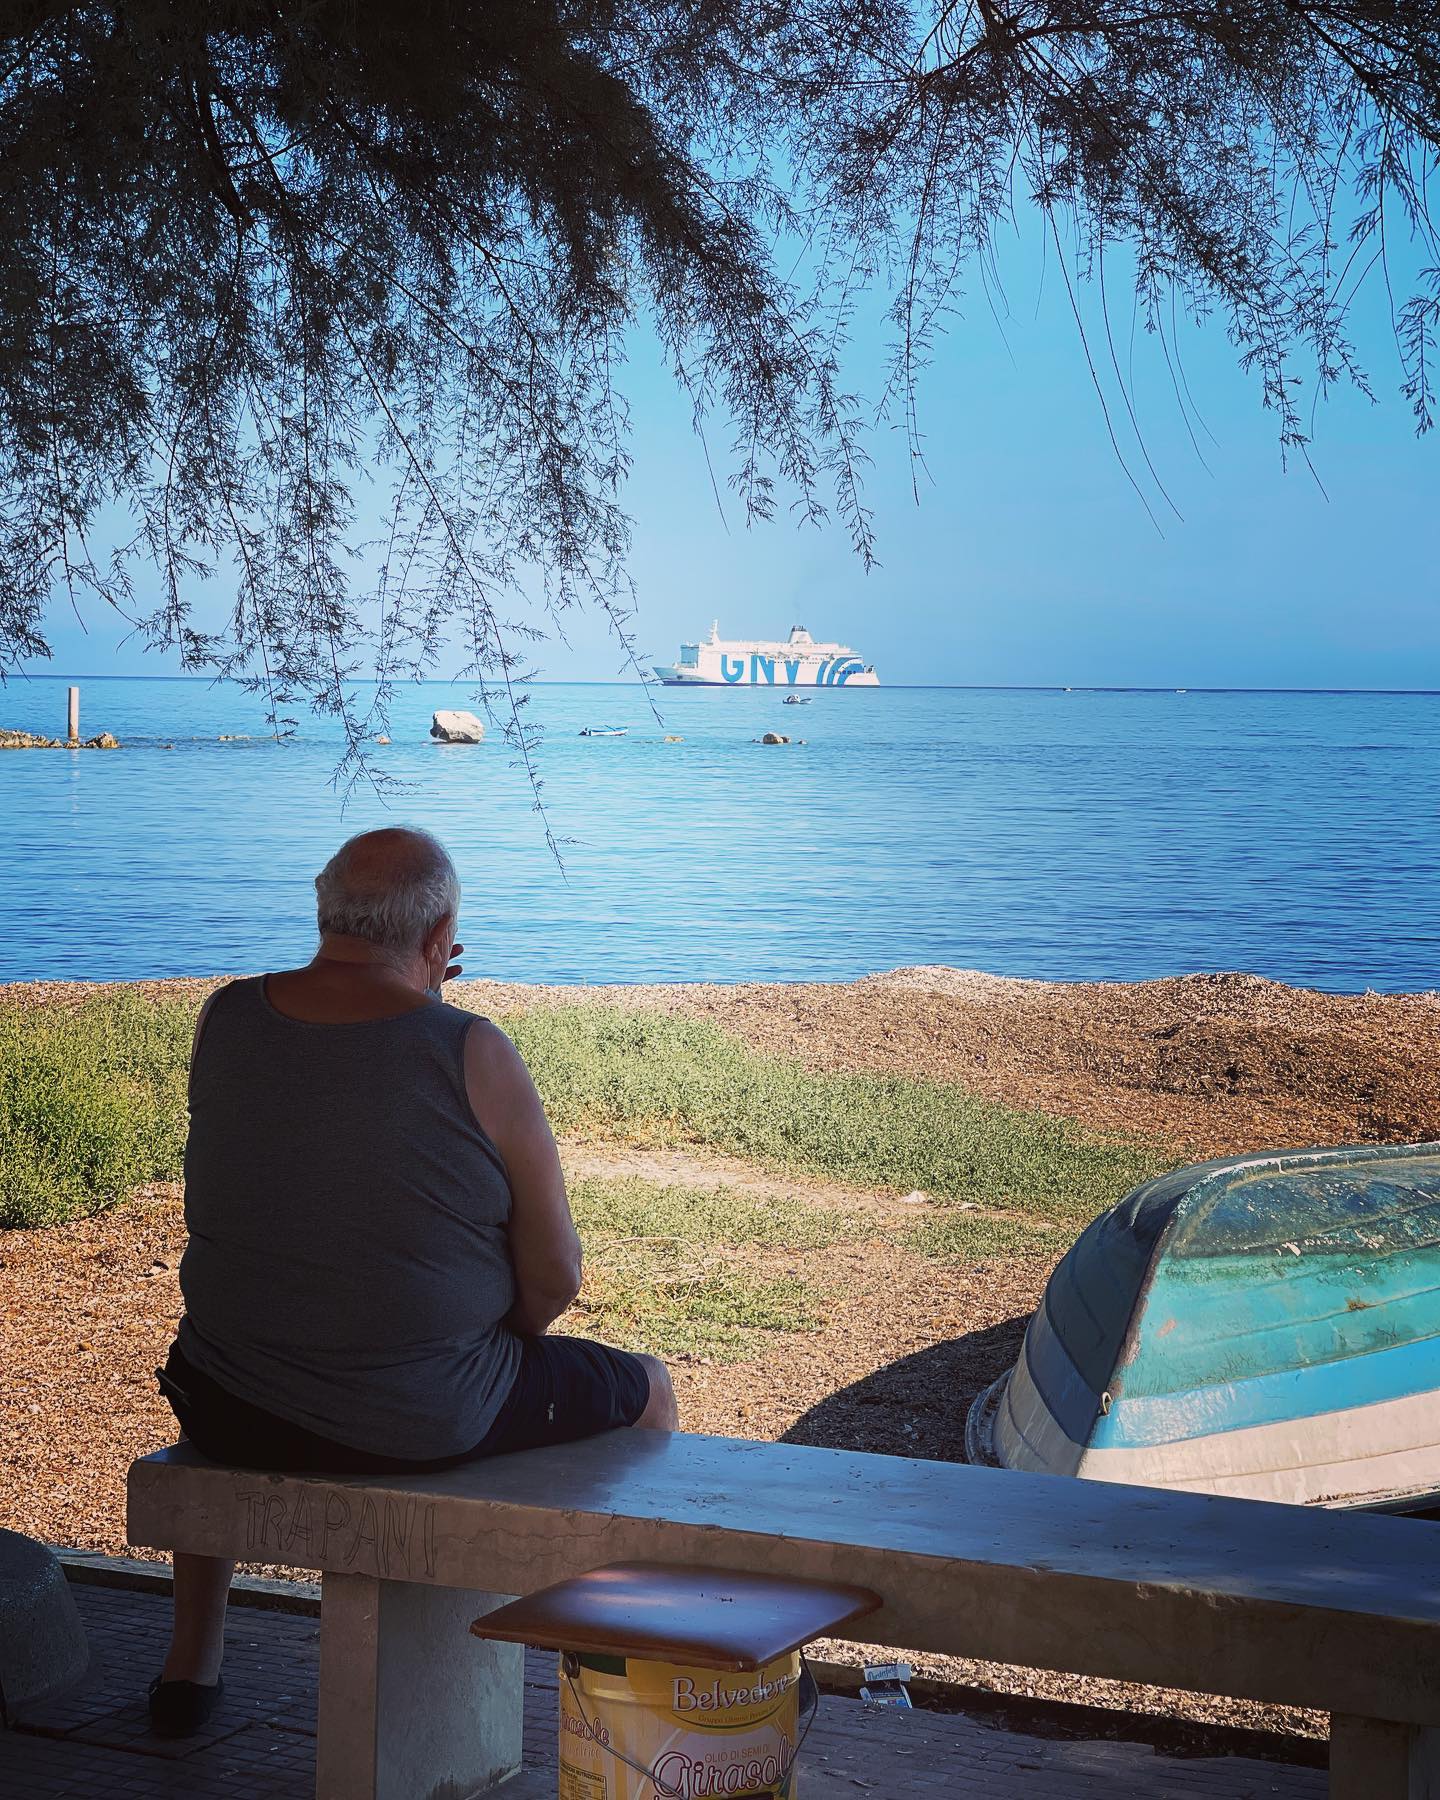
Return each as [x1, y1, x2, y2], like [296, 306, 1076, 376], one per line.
[128, 1431, 1440, 1800]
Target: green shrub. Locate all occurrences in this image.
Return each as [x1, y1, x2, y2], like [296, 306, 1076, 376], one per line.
[0, 994, 192, 1227]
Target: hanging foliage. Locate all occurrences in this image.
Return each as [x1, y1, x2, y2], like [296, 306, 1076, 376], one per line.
[1, 2, 1435, 773]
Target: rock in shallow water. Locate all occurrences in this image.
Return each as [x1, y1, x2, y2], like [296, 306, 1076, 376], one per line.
[430, 710, 485, 743]
[0, 729, 60, 748]
[0, 728, 120, 749]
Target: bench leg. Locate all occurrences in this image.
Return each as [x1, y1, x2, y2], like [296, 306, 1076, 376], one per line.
[1331, 1715, 1440, 1799]
[317, 1571, 523, 1800]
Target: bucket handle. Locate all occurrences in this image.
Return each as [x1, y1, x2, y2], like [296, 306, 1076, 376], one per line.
[562, 1651, 821, 1800]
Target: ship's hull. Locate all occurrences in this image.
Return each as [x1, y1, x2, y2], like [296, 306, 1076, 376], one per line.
[653, 655, 879, 687]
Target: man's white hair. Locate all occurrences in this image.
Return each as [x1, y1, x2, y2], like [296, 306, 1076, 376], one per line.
[314, 827, 460, 953]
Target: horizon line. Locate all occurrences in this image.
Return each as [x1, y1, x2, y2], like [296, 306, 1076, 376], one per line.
[12, 675, 1440, 696]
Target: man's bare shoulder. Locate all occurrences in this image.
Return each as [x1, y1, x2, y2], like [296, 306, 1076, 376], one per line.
[461, 1014, 530, 1086]
[460, 1015, 548, 1148]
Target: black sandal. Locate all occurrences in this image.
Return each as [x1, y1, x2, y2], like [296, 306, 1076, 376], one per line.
[147, 1675, 224, 1738]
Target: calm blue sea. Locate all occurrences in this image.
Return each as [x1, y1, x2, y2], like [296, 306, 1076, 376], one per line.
[0, 678, 1435, 991]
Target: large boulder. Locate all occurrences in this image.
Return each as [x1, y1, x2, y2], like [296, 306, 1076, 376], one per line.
[430, 710, 485, 743]
[0, 1530, 88, 1723]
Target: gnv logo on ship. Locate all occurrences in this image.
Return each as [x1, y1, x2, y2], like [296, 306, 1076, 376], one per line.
[721, 653, 864, 685]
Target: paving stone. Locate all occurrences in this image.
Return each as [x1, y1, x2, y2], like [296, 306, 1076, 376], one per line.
[0, 1583, 1329, 1798]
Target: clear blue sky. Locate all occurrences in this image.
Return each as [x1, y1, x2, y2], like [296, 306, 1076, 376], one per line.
[30, 217, 1440, 691]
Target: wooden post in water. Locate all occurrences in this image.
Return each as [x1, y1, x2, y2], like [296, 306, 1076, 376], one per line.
[66, 685, 79, 743]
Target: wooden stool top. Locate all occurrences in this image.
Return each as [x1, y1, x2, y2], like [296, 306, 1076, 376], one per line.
[470, 1561, 880, 1671]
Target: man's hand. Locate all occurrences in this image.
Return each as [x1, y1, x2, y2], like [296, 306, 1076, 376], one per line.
[444, 940, 464, 982]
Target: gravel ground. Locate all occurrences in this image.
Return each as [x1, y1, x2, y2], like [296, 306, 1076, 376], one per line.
[0, 1175, 1322, 1738]
[453, 964, 1440, 1157]
[8, 964, 1437, 1739]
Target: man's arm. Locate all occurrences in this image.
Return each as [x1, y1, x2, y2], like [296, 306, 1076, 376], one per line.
[187, 988, 222, 1100]
[464, 1019, 582, 1336]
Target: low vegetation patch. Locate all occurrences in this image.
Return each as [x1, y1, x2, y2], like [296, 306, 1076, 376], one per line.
[568, 1174, 861, 1252]
[901, 1207, 1067, 1262]
[566, 1176, 843, 1358]
[0, 994, 190, 1228]
[507, 1006, 1170, 1229]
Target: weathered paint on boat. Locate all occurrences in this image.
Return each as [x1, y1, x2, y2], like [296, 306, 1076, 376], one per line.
[967, 1142, 1440, 1510]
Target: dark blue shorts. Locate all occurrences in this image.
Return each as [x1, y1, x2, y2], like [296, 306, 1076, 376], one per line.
[158, 1334, 652, 1475]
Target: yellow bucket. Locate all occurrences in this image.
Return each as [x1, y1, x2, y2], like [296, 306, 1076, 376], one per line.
[558, 1649, 803, 1799]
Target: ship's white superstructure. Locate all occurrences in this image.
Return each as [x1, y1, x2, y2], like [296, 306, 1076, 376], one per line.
[653, 623, 879, 687]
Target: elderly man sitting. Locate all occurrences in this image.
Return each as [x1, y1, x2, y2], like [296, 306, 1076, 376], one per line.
[148, 826, 676, 1736]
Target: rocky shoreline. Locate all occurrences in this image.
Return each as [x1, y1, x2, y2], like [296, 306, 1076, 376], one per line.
[1, 727, 120, 749]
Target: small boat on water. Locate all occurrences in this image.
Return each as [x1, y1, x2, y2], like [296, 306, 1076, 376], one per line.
[966, 1142, 1440, 1511]
[578, 725, 627, 737]
[782, 695, 812, 705]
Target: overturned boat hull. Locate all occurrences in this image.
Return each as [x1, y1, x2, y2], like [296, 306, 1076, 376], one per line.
[967, 1143, 1440, 1511]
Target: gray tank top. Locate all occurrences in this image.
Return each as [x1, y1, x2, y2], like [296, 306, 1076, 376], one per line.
[177, 977, 521, 1459]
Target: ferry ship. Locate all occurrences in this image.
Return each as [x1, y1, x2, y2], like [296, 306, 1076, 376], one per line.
[652, 623, 880, 687]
